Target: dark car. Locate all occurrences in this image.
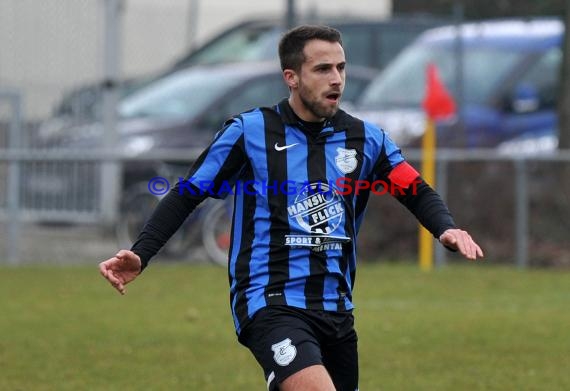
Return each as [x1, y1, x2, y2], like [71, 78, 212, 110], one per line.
[354, 18, 563, 148]
[40, 61, 376, 151]
[28, 62, 377, 213]
[168, 15, 452, 72]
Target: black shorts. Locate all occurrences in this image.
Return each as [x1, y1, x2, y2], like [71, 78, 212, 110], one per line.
[239, 305, 358, 391]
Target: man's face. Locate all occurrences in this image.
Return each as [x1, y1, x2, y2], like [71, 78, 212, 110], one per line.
[294, 40, 346, 121]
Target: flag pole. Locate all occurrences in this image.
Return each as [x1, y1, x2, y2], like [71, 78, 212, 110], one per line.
[419, 63, 456, 271]
[419, 118, 436, 271]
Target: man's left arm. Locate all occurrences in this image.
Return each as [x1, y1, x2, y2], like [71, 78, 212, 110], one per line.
[387, 161, 484, 260]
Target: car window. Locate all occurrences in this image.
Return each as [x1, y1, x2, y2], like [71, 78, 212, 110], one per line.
[202, 75, 289, 128]
[337, 27, 373, 68]
[166, 18, 452, 76]
[179, 27, 280, 67]
[359, 44, 524, 108]
[515, 47, 562, 108]
[375, 28, 428, 70]
[344, 72, 374, 103]
[231, 75, 288, 111]
[118, 71, 243, 120]
[324, 23, 440, 70]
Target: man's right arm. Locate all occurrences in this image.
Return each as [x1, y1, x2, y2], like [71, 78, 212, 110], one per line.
[130, 184, 206, 270]
[130, 117, 247, 271]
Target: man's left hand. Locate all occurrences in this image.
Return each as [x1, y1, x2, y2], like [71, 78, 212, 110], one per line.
[439, 229, 484, 260]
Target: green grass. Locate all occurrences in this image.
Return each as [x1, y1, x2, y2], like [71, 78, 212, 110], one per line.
[1, 262, 569, 390]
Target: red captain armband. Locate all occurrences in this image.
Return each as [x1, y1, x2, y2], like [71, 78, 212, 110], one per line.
[387, 162, 420, 188]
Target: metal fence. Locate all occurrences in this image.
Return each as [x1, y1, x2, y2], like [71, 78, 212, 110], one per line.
[1, 146, 569, 267]
[358, 149, 570, 268]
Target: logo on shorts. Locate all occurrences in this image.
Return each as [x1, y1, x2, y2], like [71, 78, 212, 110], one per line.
[271, 338, 297, 366]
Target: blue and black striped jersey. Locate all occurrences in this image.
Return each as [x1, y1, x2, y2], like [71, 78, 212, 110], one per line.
[131, 99, 456, 335]
[184, 100, 409, 333]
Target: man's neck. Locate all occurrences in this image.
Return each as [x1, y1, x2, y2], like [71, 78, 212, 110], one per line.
[288, 96, 324, 123]
[286, 98, 325, 134]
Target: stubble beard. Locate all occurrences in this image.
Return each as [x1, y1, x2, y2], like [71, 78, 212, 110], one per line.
[299, 85, 339, 120]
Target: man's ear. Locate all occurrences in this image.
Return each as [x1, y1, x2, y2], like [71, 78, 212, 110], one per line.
[283, 69, 298, 89]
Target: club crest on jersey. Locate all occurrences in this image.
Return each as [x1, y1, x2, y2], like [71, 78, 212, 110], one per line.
[335, 147, 358, 174]
[271, 338, 297, 366]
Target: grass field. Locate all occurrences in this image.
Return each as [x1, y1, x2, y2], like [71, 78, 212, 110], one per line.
[1, 262, 569, 390]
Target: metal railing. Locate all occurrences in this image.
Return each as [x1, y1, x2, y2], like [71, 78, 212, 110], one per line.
[2, 146, 569, 266]
[405, 149, 570, 269]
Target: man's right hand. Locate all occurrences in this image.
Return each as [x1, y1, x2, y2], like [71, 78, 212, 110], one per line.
[99, 249, 142, 295]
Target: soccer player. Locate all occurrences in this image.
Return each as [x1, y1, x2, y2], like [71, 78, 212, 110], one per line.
[100, 25, 484, 391]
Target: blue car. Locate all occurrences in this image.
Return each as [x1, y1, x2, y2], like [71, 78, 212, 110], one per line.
[354, 18, 563, 148]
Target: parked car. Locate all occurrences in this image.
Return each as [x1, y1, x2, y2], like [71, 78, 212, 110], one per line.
[167, 15, 452, 72]
[29, 61, 377, 210]
[39, 14, 449, 130]
[38, 61, 376, 149]
[354, 18, 563, 148]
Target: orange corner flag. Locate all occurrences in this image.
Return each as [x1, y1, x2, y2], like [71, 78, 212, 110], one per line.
[422, 63, 456, 120]
[418, 63, 455, 272]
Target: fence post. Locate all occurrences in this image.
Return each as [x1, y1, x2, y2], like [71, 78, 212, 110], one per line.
[186, 0, 200, 51]
[285, 0, 296, 28]
[514, 158, 529, 268]
[3, 90, 23, 264]
[100, 0, 123, 226]
[453, 1, 466, 147]
[435, 156, 448, 267]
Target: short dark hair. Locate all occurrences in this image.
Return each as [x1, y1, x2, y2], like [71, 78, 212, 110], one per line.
[278, 25, 343, 72]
